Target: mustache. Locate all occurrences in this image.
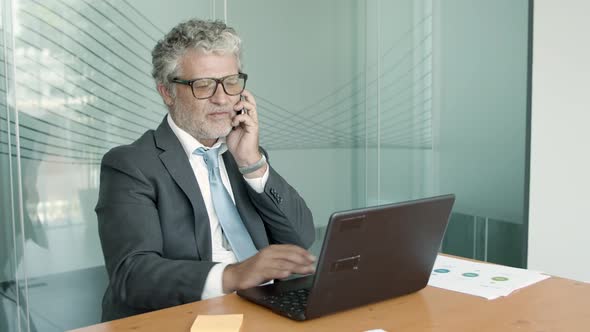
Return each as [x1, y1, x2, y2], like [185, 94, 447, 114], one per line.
[172, 102, 233, 115]
[205, 108, 233, 114]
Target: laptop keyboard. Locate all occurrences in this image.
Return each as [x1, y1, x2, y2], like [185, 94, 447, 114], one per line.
[261, 288, 310, 314]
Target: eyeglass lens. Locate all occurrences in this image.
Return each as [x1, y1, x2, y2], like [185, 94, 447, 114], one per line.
[192, 75, 245, 99]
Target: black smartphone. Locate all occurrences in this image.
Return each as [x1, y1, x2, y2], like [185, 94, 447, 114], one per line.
[238, 95, 246, 115]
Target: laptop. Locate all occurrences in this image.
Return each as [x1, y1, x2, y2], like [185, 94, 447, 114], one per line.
[237, 194, 455, 321]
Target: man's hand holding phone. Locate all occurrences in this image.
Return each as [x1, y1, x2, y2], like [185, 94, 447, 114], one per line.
[226, 90, 267, 178]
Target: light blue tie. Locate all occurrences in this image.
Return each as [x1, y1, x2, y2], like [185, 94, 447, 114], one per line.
[194, 146, 258, 262]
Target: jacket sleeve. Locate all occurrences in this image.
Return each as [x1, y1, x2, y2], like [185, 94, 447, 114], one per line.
[245, 151, 315, 249]
[95, 147, 215, 311]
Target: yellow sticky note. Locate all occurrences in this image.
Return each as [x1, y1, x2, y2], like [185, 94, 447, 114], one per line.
[190, 314, 243, 332]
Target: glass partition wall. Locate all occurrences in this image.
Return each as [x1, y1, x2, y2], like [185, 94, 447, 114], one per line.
[0, 0, 530, 330]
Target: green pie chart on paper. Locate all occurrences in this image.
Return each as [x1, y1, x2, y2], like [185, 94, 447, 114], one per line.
[492, 276, 509, 281]
[434, 269, 450, 273]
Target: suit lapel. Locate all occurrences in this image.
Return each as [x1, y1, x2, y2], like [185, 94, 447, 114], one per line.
[154, 117, 212, 261]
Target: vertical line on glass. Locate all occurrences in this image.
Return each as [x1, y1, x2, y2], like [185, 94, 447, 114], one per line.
[412, 0, 429, 196]
[376, 0, 381, 204]
[484, 217, 489, 262]
[211, 0, 215, 19]
[472, 215, 477, 259]
[1, 0, 22, 329]
[5, 0, 32, 330]
[431, 0, 441, 195]
[364, 0, 369, 206]
[223, 0, 227, 23]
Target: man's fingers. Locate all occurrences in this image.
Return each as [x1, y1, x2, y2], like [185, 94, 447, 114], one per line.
[225, 247, 317, 292]
[289, 264, 316, 275]
[263, 244, 316, 264]
[262, 268, 291, 280]
[268, 258, 314, 273]
[264, 244, 315, 258]
[231, 112, 257, 129]
[232, 100, 255, 114]
[263, 266, 313, 280]
[234, 90, 258, 122]
[259, 250, 317, 276]
[240, 89, 257, 108]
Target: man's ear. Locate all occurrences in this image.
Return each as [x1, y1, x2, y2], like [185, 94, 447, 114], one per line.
[157, 83, 174, 107]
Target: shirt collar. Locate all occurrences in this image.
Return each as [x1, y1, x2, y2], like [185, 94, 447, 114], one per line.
[167, 114, 228, 158]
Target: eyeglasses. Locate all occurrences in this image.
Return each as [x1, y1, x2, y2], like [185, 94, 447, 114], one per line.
[171, 73, 248, 99]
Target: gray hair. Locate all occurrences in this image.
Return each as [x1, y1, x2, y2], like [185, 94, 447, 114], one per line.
[151, 19, 242, 95]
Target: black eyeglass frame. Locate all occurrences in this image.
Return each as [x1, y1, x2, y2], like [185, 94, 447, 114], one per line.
[171, 73, 248, 99]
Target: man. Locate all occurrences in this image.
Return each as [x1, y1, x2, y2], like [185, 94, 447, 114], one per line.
[96, 19, 316, 322]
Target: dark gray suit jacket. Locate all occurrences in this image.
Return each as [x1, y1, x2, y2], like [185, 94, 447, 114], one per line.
[95, 117, 315, 321]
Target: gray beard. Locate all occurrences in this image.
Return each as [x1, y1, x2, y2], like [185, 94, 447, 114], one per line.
[170, 103, 232, 141]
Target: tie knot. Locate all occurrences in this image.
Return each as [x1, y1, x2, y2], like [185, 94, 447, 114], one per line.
[194, 147, 220, 170]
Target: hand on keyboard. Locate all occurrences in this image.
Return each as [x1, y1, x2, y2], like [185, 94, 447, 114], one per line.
[222, 244, 316, 293]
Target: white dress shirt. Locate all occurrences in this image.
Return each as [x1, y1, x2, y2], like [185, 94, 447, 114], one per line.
[167, 115, 269, 299]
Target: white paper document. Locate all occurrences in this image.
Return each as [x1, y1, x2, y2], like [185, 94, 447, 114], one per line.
[427, 255, 551, 300]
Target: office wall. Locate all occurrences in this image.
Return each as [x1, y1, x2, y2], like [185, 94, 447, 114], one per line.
[437, 0, 529, 223]
[435, 0, 530, 267]
[528, 0, 590, 282]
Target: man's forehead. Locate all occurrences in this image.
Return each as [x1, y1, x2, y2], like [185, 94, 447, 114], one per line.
[178, 49, 239, 77]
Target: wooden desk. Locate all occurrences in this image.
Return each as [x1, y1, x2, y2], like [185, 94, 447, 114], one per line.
[71, 276, 589, 332]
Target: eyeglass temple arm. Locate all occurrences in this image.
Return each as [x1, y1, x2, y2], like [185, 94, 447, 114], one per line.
[171, 78, 193, 85]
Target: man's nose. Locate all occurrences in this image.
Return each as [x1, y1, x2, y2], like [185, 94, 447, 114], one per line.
[208, 82, 229, 104]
